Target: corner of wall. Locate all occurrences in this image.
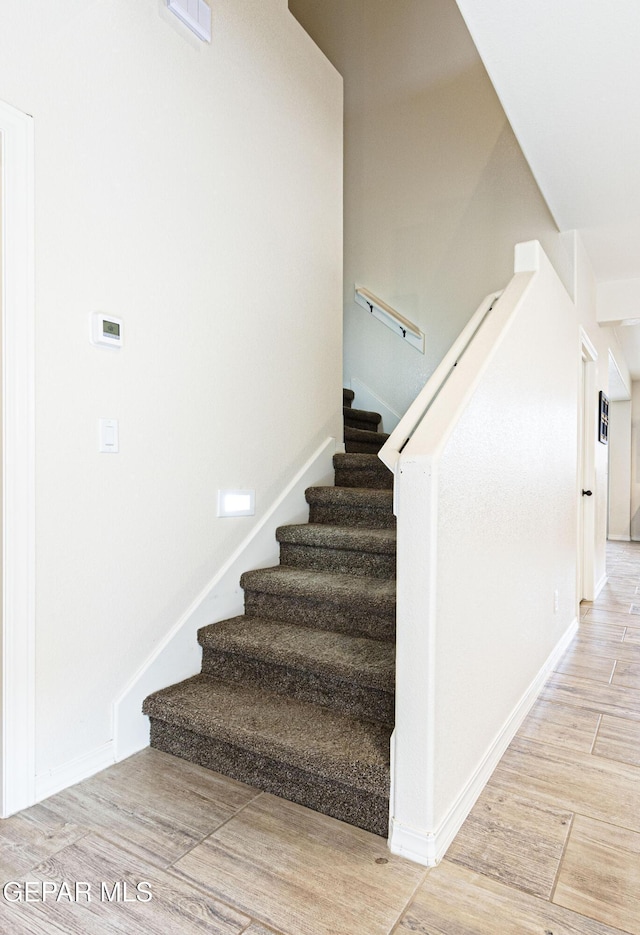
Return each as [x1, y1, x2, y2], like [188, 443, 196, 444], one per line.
[389, 617, 578, 866]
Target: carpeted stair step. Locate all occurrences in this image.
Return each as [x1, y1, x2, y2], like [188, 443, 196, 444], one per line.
[143, 385, 398, 839]
[333, 452, 393, 490]
[143, 674, 390, 836]
[240, 566, 395, 641]
[276, 523, 396, 578]
[344, 425, 390, 454]
[198, 616, 395, 726]
[343, 406, 382, 433]
[306, 485, 394, 529]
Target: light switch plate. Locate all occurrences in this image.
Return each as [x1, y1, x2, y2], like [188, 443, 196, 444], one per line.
[99, 418, 119, 454]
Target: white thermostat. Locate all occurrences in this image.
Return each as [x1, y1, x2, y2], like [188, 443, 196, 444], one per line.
[91, 313, 123, 349]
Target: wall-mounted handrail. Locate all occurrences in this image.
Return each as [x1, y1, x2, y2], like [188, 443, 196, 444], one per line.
[378, 290, 502, 473]
[355, 287, 425, 353]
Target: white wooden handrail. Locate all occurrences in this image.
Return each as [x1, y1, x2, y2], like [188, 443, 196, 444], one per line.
[355, 287, 425, 353]
[378, 290, 502, 472]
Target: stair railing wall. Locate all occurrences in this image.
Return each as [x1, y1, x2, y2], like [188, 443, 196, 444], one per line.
[388, 241, 580, 865]
[378, 290, 502, 474]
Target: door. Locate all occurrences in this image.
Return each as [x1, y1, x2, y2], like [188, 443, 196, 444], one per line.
[579, 333, 597, 603]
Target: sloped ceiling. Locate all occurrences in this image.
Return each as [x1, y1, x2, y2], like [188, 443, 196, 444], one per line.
[455, 0, 640, 379]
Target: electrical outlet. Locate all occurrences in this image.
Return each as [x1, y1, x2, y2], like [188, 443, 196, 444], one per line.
[554, 589, 559, 614]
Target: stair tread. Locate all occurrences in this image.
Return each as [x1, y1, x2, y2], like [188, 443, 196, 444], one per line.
[240, 565, 395, 608]
[276, 523, 395, 554]
[344, 426, 390, 444]
[306, 485, 393, 507]
[144, 388, 398, 834]
[198, 616, 395, 690]
[333, 452, 387, 468]
[333, 453, 393, 490]
[143, 674, 391, 793]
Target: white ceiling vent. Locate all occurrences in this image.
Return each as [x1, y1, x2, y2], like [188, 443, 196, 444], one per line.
[168, 0, 211, 42]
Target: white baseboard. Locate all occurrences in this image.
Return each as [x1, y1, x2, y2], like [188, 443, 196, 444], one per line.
[594, 573, 608, 598]
[388, 617, 579, 866]
[607, 535, 630, 542]
[388, 817, 437, 866]
[349, 377, 402, 434]
[35, 742, 115, 803]
[112, 437, 337, 763]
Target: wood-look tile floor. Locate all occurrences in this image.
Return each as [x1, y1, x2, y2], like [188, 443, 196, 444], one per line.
[3, 541, 640, 934]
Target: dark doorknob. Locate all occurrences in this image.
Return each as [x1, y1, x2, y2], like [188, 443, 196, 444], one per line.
[582, 489, 593, 496]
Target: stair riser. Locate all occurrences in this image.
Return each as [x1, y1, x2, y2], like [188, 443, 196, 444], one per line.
[243, 591, 395, 642]
[201, 650, 394, 727]
[333, 467, 393, 490]
[149, 719, 389, 836]
[279, 543, 395, 579]
[344, 416, 380, 432]
[344, 439, 386, 454]
[309, 503, 395, 529]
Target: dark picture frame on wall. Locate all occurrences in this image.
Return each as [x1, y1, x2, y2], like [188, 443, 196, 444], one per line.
[599, 390, 609, 444]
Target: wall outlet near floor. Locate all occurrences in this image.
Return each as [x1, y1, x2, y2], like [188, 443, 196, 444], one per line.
[554, 589, 559, 614]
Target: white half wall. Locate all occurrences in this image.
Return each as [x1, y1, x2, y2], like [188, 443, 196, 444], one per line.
[389, 242, 579, 864]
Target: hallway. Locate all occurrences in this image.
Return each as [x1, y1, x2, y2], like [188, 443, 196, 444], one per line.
[0, 543, 638, 934]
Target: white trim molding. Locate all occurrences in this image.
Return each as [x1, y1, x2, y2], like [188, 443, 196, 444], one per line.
[35, 742, 115, 803]
[389, 618, 578, 865]
[0, 98, 36, 817]
[594, 573, 608, 599]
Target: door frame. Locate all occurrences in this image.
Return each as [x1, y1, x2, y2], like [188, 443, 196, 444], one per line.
[1, 98, 36, 816]
[579, 329, 598, 604]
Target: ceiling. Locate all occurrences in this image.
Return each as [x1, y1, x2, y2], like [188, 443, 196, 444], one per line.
[454, 0, 640, 384]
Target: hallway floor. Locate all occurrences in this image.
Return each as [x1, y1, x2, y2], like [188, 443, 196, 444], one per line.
[2, 542, 639, 934]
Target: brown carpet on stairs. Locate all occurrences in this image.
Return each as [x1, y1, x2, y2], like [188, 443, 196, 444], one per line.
[143, 388, 395, 837]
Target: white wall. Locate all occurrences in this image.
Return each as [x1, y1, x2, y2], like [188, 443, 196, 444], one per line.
[390, 243, 579, 865]
[631, 383, 640, 541]
[609, 400, 632, 540]
[289, 0, 630, 612]
[289, 0, 572, 417]
[0, 0, 343, 787]
[0, 134, 3, 623]
[571, 234, 631, 589]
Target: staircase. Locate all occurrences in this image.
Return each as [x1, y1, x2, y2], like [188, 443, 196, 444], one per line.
[142, 389, 395, 836]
